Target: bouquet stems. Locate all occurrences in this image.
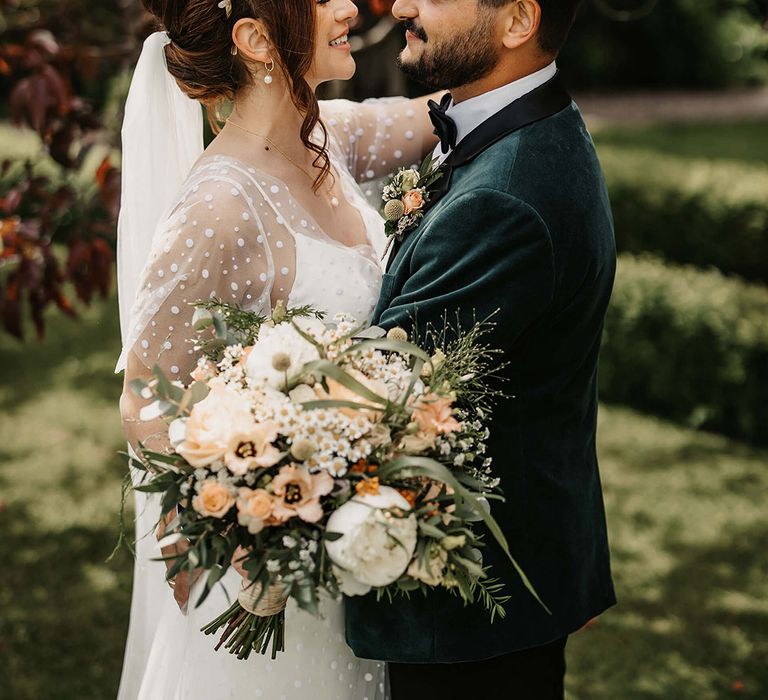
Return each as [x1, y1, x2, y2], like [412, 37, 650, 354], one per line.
[200, 581, 286, 660]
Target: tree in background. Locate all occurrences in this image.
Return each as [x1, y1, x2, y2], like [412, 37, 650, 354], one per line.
[0, 0, 140, 339]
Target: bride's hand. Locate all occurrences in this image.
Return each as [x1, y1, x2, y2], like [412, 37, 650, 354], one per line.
[156, 510, 202, 613]
[231, 545, 251, 580]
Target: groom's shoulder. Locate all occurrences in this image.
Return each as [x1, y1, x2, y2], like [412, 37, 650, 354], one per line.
[452, 104, 597, 193]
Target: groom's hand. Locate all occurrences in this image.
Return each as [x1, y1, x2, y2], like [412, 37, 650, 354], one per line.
[156, 510, 202, 613]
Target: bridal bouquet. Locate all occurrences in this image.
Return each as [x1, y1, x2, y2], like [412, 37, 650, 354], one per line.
[126, 301, 545, 660]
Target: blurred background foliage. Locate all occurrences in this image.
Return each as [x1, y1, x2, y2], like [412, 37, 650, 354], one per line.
[0, 0, 767, 698]
[561, 0, 768, 89]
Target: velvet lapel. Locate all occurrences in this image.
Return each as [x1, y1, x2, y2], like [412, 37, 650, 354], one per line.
[384, 73, 572, 272]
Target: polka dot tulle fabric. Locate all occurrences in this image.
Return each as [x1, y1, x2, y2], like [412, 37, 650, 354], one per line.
[118, 99, 426, 700]
[118, 98, 424, 382]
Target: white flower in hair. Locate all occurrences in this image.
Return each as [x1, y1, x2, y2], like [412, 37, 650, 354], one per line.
[218, 0, 232, 19]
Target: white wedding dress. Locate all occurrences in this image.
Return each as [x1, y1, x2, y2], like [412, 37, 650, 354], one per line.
[116, 98, 425, 700]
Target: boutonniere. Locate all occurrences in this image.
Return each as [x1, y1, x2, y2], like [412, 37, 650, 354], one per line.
[381, 154, 445, 257]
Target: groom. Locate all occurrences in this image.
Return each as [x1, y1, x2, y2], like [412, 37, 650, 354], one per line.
[346, 0, 616, 697]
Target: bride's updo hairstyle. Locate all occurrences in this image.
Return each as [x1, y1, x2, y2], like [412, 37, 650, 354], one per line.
[142, 0, 331, 191]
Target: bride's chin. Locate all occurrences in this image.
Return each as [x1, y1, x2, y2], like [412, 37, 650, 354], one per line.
[329, 62, 356, 82]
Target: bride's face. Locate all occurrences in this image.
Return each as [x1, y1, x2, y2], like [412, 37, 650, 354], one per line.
[308, 0, 358, 85]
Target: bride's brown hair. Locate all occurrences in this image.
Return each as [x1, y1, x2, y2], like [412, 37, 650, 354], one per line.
[142, 0, 331, 192]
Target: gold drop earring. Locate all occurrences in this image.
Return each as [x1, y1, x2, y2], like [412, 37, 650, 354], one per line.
[263, 59, 275, 85]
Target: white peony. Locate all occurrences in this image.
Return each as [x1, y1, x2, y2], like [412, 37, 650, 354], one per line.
[325, 486, 417, 595]
[245, 321, 322, 390]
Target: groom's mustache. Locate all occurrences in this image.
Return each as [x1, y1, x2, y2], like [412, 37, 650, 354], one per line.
[403, 19, 428, 42]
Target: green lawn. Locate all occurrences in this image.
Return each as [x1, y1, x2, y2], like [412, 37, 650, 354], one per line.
[0, 294, 766, 699]
[592, 119, 768, 165]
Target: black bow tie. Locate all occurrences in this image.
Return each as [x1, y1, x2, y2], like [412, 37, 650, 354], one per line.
[427, 92, 457, 154]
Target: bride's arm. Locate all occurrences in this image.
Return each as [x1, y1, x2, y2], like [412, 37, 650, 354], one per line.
[120, 358, 200, 612]
[119, 175, 274, 609]
[320, 94, 444, 183]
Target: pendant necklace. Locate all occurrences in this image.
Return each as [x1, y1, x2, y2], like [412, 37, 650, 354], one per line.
[227, 119, 340, 208]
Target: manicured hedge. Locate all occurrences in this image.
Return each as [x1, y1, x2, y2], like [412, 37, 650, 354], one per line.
[599, 148, 768, 284]
[600, 254, 768, 445]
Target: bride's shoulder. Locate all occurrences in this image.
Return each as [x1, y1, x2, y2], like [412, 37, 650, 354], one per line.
[180, 154, 270, 199]
[165, 154, 278, 226]
[145, 155, 279, 267]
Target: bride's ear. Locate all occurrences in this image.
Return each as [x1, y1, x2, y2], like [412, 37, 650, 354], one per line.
[232, 17, 273, 64]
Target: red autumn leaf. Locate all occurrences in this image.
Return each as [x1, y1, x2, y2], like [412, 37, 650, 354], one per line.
[0, 188, 23, 215]
[95, 158, 121, 220]
[368, 0, 395, 16]
[91, 237, 113, 297]
[66, 238, 93, 304]
[9, 63, 70, 134]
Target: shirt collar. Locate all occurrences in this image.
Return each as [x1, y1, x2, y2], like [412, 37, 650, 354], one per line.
[434, 61, 557, 161]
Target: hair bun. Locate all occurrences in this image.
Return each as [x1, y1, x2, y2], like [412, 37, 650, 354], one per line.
[142, 0, 183, 30]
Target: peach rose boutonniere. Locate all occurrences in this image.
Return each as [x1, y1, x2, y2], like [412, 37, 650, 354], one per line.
[381, 154, 446, 253]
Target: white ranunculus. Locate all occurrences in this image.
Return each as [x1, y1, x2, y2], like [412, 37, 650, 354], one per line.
[325, 486, 417, 592]
[245, 322, 321, 390]
[288, 383, 317, 404]
[399, 168, 420, 192]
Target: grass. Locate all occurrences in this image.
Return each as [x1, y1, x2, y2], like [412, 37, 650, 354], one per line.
[0, 294, 766, 699]
[592, 119, 768, 165]
[0, 295, 130, 700]
[1, 114, 766, 698]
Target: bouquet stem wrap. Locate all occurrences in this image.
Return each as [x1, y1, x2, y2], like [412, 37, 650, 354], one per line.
[237, 580, 287, 617]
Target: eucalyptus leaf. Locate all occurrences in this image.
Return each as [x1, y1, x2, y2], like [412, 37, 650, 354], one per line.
[300, 399, 383, 412]
[156, 532, 184, 549]
[417, 521, 446, 539]
[301, 360, 389, 406]
[340, 338, 430, 362]
[379, 455, 549, 614]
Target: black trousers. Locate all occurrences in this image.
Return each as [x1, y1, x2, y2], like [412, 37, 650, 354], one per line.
[388, 636, 568, 700]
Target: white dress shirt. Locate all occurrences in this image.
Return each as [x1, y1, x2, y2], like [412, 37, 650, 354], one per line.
[432, 61, 558, 163]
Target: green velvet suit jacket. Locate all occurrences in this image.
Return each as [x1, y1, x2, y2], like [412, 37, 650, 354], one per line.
[345, 88, 617, 663]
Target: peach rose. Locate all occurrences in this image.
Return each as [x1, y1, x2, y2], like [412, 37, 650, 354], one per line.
[412, 393, 461, 436]
[236, 487, 275, 533]
[271, 464, 334, 523]
[224, 422, 281, 475]
[177, 384, 255, 467]
[402, 189, 424, 214]
[192, 479, 235, 518]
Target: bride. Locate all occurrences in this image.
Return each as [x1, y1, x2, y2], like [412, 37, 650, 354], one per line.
[115, 0, 438, 697]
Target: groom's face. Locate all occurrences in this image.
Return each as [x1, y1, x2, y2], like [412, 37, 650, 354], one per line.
[392, 0, 501, 90]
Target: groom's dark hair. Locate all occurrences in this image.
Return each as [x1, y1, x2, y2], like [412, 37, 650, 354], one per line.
[479, 0, 583, 55]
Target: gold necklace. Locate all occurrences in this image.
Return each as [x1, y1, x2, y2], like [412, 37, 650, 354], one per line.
[226, 119, 340, 208]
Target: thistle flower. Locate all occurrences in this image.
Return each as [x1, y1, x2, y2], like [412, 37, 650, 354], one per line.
[386, 327, 408, 342]
[384, 199, 405, 222]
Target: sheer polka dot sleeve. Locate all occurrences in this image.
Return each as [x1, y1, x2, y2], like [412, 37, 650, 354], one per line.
[321, 98, 427, 183]
[123, 173, 274, 381]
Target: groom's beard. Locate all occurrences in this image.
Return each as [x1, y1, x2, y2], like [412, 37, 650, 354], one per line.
[397, 16, 499, 91]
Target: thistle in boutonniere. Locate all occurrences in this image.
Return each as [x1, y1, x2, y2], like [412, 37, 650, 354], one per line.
[381, 154, 445, 252]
